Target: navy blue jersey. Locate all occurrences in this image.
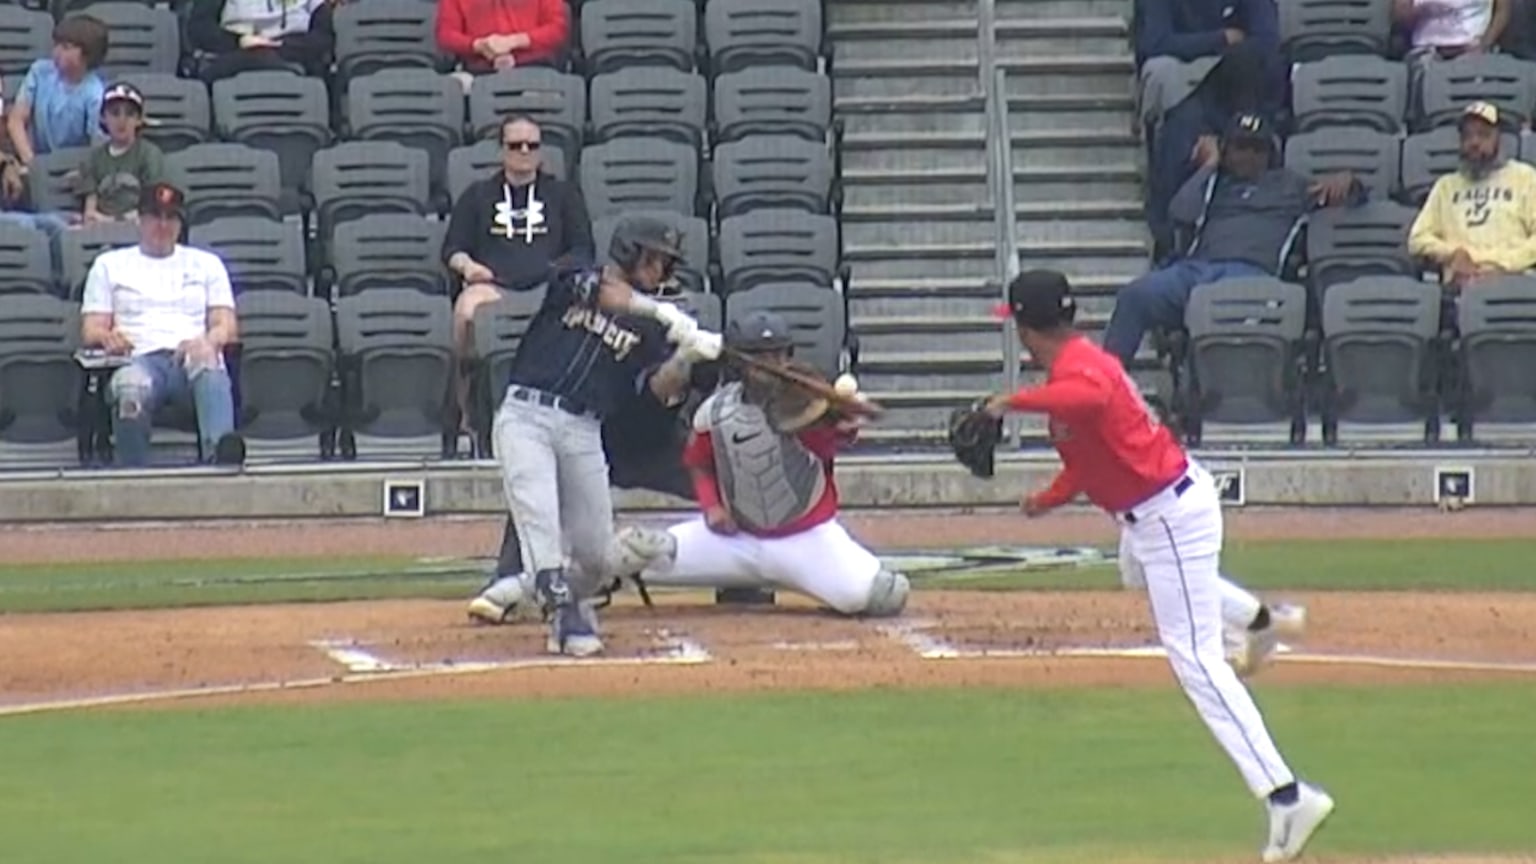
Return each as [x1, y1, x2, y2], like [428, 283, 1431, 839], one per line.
[507, 266, 669, 418]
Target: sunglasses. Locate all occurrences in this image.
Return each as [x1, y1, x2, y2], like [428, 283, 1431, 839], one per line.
[502, 140, 541, 152]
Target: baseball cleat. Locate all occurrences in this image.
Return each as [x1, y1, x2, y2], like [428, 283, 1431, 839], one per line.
[1262, 783, 1335, 862]
[1230, 603, 1308, 677]
[1268, 603, 1308, 640]
[547, 600, 604, 657]
[466, 573, 533, 626]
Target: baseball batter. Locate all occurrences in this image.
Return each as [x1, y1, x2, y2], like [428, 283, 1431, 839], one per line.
[977, 269, 1334, 862]
[605, 311, 910, 618]
[469, 216, 721, 657]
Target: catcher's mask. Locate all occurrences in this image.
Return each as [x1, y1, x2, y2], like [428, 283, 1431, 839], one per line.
[609, 216, 684, 289]
[993, 268, 1077, 331]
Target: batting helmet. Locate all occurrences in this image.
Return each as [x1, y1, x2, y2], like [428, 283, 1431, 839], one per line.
[608, 216, 685, 272]
[726, 310, 794, 354]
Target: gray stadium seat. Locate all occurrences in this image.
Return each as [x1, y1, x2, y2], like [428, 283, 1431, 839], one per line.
[346, 69, 465, 204]
[592, 209, 709, 293]
[26, 146, 91, 213]
[118, 72, 212, 153]
[0, 293, 82, 468]
[588, 68, 707, 147]
[578, 0, 698, 75]
[1278, 0, 1392, 63]
[1319, 275, 1442, 443]
[1305, 201, 1419, 292]
[1524, 129, 1536, 163]
[705, 0, 823, 75]
[310, 141, 431, 240]
[335, 288, 455, 459]
[1180, 276, 1309, 445]
[334, 0, 441, 83]
[0, 6, 51, 79]
[1418, 54, 1535, 131]
[1400, 125, 1520, 204]
[189, 216, 308, 294]
[330, 213, 449, 298]
[672, 288, 722, 334]
[446, 138, 569, 205]
[1290, 56, 1407, 134]
[718, 208, 840, 296]
[234, 289, 337, 461]
[80, 2, 180, 77]
[471, 284, 548, 439]
[725, 282, 846, 379]
[1283, 129, 1399, 201]
[579, 137, 700, 220]
[712, 65, 833, 143]
[467, 68, 586, 164]
[58, 221, 139, 300]
[0, 222, 55, 296]
[164, 142, 283, 224]
[711, 134, 834, 216]
[212, 71, 333, 213]
[1454, 275, 1536, 439]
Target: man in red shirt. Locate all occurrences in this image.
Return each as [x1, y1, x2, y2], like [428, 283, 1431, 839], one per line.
[603, 310, 910, 618]
[984, 269, 1334, 863]
[436, 0, 568, 74]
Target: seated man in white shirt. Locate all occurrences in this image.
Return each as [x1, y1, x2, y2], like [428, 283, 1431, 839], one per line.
[79, 182, 244, 467]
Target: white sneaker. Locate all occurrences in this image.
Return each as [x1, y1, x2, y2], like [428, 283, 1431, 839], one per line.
[1262, 783, 1335, 862]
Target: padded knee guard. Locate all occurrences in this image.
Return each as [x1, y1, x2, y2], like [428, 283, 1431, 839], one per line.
[863, 567, 910, 618]
[607, 525, 677, 576]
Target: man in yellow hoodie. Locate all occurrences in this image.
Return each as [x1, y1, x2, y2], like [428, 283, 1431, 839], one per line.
[1408, 101, 1536, 291]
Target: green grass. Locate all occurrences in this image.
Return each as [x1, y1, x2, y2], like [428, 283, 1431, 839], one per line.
[2, 685, 1532, 863]
[3, 538, 1536, 614]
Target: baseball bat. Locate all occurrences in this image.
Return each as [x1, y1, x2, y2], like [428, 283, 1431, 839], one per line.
[721, 347, 885, 419]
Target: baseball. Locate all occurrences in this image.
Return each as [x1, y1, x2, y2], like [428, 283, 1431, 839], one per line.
[833, 373, 859, 398]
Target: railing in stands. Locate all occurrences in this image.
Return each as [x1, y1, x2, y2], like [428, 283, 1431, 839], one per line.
[978, 0, 1023, 447]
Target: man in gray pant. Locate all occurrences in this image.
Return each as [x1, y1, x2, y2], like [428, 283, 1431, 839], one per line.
[472, 217, 721, 656]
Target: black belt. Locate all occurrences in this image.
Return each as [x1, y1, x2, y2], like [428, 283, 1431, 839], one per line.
[508, 386, 598, 420]
[1121, 475, 1193, 525]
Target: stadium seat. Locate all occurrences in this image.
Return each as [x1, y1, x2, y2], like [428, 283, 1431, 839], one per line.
[1400, 126, 1520, 204]
[310, 141, 432, 243]
[672, 288, 722, 334]
[0, 293, 82, 469]
[1454, 275, 1536, 440]
[344, 69, 465, 207]
[712, 65, 833, 143]
[79, 2, 180, 77]
[233, 289, 337, 461]
[1289, 55, 1407, 134]
[469, 284, 548, 448]
[164, 142, 283, 225]
[1278, 0, 1392, 63]
[1283, 129, 1400, 201]
[1319, 275, 1443, 444]
[189, 216, 308, 295]
[1304, 201, 1420, 293]
[467, 68, 587, 166]
[578, 0, 699, 75]
[333, 0, 442, 84]
[25, 146, 92, 213]
[1179, 276, 1310, 445]
[588, 68, 708, 147]
[717, 208, 840, 296]
[334, 288, 455, 459]
[0, 6, 51, 80]
[330, 213, 449, 298]
[724, 281, 847, 380]
[117, 72, 212, 153]
[711, 134, 835, 217]
[579, 137, 700, 220]
[212, 71, 334, 213]
[1417, 54, 1535, 131]
[0, 223, 56, 296]
[58, 221, 139, 300]
[705, 0, 824, 75]
[446, 138, 569, 206]
[592, 209, 709, 293]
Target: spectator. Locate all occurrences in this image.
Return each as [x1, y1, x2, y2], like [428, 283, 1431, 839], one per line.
[436, 0, 567, 86]
[1135, 0, 1279, 137]
[1105, 113, 1362, 366]
[79, 183, 245, 468]
[1396, 0, 1510, 112]
[1408, 101, 1536, 290]
[442, 115, 593, 430]
[77, 82, 165, 224]
[187, 0, 338, 83]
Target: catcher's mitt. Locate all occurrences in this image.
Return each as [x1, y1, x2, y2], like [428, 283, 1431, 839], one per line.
[947, 398, 1003, 479]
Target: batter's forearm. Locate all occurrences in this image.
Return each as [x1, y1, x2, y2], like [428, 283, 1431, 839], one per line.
[647, 352, 693, 406]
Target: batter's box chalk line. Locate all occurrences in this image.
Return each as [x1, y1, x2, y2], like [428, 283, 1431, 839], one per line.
[308, 632, 713, 676]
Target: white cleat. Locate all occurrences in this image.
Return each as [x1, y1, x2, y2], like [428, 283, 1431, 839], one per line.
[466, 573, 534, 626]
[1262, 783, 1335, 862]
[1230, 603, 1309, 678]
[546, 600, 604, 657]
[1269, 603, 1308, 640]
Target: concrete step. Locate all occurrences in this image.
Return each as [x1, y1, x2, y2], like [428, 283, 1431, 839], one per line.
[842, 205, 1147, 246]
[828, 0, 1133, 26]
[844, 237, 1148, 282]
[829, 17, 1131, 62]
[833, 56, 1134, 100]
[839, 128, 1139, 172]
[852, 314, 1007, 354]
[1001, 93, 1138, 134]
[839, 163, 1142, 207]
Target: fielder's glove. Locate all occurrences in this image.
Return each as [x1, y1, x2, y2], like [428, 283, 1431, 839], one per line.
[947, 398, 1003, 479]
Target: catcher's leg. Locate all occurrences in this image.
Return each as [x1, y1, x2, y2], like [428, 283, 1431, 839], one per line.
[615, 518, 768, 588]
[761, 520, 908, 617]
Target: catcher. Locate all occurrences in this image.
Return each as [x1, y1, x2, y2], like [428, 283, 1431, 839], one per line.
[604, 310, 910, 617]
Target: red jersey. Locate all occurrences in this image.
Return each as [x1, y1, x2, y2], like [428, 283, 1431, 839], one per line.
[436, 0, 569, 71]
[1008, 335, 1188, 513]
[683, 424, 855, 538]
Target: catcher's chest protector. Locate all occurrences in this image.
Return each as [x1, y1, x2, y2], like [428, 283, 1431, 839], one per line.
[700, 384, 827, 533]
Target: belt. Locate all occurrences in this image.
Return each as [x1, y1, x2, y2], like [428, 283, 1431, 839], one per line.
[508, 385, 598, 420]
[1121, 475, 1194, 525]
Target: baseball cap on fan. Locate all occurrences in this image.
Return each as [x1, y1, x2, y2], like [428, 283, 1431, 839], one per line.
[138, 182, 186, 220]
[993, 269, 1077, 330]
[102, 81, 144, 111]
[1460, 100, 1500, 129]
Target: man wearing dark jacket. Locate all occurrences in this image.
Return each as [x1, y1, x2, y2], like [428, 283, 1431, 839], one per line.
[1136, 0, 1279, 134]
[442, 114, 593, 430]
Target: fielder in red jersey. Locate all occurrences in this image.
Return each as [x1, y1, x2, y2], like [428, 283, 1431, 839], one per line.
[985, 270, 1335, 863]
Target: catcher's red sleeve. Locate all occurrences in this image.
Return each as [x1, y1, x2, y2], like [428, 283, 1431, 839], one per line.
[683, 430, 724, 510]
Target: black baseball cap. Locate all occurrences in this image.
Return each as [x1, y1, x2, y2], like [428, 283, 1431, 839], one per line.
[138, 182, 185, 219]
[993, 269, 1077, 330]
[1223, 112, 1272, 145]
[726, 309, 794, 353]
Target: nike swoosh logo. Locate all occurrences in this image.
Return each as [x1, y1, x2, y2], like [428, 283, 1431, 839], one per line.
[732, 431, 761, 444]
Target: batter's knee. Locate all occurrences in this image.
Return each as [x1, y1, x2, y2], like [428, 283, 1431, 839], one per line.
[860, 567, 910, 618]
